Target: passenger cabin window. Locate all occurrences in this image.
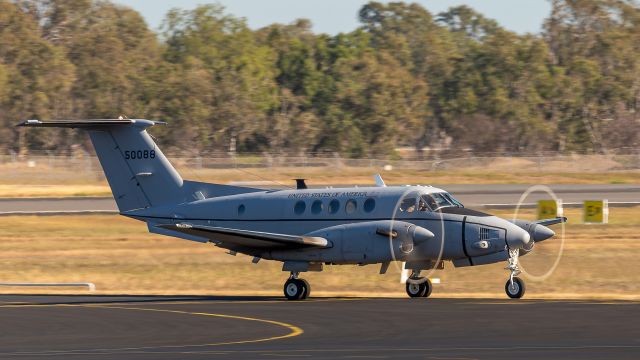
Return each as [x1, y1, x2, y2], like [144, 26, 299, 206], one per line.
[238, 204, 246, 215]
[345, 199, 357, 214]
[294, 201, 306, 214]
[311, 200, 323, 214]
[364, 198, 376, 213]
[328, 199, 340, 214]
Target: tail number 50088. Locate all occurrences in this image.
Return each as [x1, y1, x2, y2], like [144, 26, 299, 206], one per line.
[125, 150, 156, 159]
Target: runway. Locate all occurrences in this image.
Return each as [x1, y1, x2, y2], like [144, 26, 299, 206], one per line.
[1, 184, 639, 214]
[1, 295, 638, 359]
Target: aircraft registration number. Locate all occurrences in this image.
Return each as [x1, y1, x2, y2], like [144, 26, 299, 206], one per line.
[124, 150, 156, 159]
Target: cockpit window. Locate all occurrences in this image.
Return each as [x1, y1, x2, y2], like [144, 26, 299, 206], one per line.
[432, 193, 453, 210]
[419, 193, 464, 211]
[419, 195, 435, 211]
[399, 192, 418, 213]
[401, 191, 463, 213]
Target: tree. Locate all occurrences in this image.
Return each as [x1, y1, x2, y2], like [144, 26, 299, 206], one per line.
[359, 2, 453, 155]
[0, 0, 74, 153]
[2, 0, 640, 157]
[160, 4, 278, 153]
[544, 0, 640, 152]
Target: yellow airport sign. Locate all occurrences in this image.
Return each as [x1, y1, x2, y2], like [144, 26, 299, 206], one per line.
[583, 200, 608, 224]
[537, 200, 562, 220]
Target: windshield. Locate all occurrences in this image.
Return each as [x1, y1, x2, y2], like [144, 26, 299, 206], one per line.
[443, 193, 464, 208]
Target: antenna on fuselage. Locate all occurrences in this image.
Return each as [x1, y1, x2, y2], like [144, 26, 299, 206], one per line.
[374, 174, 386, 187]
[295, 179, 308, 190]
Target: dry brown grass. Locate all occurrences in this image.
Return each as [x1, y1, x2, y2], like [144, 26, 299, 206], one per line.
[0, 209, 639, 299]
[0, 185, 112, 198]
[1, 166, 639, 198]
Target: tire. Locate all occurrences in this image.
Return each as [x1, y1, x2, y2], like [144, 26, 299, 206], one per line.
[406, 278, 427, 298]
[300, 279, 311, 299]
[505, 277, 525, 299]
[284, 279, 307, 300]
[421, 278, 433, 298]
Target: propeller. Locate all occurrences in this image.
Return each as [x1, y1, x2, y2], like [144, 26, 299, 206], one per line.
[509, 185, 567, 281]
[384, 185, 446, 285]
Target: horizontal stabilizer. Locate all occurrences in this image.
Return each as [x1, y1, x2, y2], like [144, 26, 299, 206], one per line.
[16, 119, 165, 129]
[157, 224, 331, 251]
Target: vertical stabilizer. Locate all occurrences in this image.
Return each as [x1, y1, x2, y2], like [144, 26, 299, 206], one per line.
[88, 122, 184, 211]
[19, 119, 183, 212]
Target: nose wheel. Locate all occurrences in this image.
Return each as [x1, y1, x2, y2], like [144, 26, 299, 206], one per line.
[504, 248, 525, 299]
[284, 273, 310, 300]
[505, 276, 525, 298]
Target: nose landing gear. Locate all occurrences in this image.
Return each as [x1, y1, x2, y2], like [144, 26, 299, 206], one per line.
[284, 272, 310, 300]
[505, 248, 525, 299]
[505, 276, 525, 299]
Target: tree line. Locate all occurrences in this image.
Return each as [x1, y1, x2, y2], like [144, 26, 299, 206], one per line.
[1, 0, 639, 158]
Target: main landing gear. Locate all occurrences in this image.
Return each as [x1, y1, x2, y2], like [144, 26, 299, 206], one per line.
[405, 271, 432, 298]
[505, 248, 526, 299]
[283, 272, 310, 300]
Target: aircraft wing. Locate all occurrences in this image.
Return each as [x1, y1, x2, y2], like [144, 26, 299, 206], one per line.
[156, 223, 331, 252]
[535, 217, 568, 226]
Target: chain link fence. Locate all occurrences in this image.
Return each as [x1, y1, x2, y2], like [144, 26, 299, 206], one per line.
[1, 150, 639, 185]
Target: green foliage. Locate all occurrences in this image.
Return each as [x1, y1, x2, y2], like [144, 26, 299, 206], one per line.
[2, 0, 639, 156]
[158, 4, 278, 153]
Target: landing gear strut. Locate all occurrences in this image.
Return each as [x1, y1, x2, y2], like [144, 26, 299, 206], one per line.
[505, 248, 525, 299]
[283, 272, 310, 300]
[405, 271, 432, 298]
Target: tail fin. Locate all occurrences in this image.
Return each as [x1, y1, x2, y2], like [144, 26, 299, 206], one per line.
[19, 119, 183, 212]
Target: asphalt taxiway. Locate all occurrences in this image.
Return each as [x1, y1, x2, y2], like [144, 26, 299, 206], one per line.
[0, 295, 638, 359]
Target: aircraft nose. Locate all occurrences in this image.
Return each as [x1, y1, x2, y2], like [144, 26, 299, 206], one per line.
[531, 224, 555, 242]
[507, 227, 531, 249]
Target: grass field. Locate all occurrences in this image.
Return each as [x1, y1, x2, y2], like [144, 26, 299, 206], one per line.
[0, 207, 638, 299]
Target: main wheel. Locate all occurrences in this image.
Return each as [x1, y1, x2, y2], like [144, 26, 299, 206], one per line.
[505, 277, 525, 299]
[300, 279, 311, 299]
[421, 278, 433, 298]
[284, 278, 308, 300]
[406, 278, 427, 298]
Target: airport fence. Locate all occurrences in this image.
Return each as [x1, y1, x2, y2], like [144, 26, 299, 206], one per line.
[1, 151, 639, 184]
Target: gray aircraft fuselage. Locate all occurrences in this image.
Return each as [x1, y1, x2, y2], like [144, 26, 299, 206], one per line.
[128, 185, 532, 269]
[19, 119, 562, 299]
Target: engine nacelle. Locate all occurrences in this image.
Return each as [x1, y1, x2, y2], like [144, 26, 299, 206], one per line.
[463, 222, 507, 256]
[266, 220, 434, 264]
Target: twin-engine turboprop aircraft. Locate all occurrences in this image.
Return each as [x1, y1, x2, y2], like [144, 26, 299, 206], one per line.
[19, 119, 566, 300]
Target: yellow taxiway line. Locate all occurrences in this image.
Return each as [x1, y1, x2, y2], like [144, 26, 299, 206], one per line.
[0, 301, 305, 356]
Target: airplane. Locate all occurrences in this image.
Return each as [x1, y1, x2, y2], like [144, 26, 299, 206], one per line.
[18, 119, 567, 300]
